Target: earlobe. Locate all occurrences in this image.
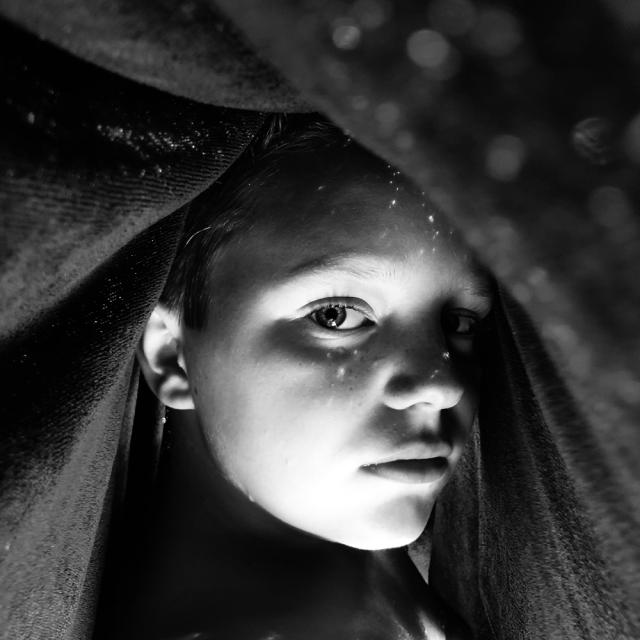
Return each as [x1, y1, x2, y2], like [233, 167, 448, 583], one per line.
[137, 307, 195, 410]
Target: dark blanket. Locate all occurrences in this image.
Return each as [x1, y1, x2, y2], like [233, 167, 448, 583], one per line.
[0, 1, 638, 639]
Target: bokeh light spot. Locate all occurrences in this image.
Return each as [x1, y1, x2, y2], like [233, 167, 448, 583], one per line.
[406, 29, 451, 69]
[395, 130, 415, 150]
[571, 117, 614, 165]
[485, 134, 527, 181]
[473, 8, 522, 57]
[332, 18, 362, 50]
[427, 0, 477, 36]
[623, 112, 640, 164]
[351, 95, 369, 111]
[352, 0, 392, 30]
[375, 102, 401, 133]
[588, 186, 634, 228]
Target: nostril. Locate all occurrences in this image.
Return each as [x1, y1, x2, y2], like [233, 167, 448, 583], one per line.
[384, 374, 423, 398]
[383, 366, 465, 411]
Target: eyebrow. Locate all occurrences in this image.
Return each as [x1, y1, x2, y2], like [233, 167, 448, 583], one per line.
[459, 275, 495, 302]
[282, 252, 398, 282]
[281, 252, 493, 303]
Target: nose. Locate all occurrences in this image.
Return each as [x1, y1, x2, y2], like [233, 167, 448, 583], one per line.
[381, 330, 465, 412]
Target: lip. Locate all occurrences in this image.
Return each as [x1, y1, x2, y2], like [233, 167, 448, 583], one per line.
[369, 440, 453, 465]
[362, 457, 449, 484]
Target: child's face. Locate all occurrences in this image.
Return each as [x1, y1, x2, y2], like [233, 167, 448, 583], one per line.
[181, 149, 491, 550]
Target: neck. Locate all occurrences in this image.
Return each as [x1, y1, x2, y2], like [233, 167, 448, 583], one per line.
[159, 409, 341, 553]
[130, 410, 370, 636]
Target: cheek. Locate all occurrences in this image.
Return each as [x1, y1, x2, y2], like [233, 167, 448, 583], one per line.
[191, 339, 378, 489]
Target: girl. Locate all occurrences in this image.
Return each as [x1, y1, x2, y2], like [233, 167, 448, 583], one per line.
[130, 116, 492, 639]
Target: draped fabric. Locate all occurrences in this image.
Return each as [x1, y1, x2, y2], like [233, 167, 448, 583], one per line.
[0, 1, 638, 639]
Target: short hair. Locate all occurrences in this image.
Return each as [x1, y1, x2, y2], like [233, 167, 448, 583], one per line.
[160, 114, 353, 329]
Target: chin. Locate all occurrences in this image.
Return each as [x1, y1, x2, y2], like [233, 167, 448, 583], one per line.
[329, 499, 434, 551]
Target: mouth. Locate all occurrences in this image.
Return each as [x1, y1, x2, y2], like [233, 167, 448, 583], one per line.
[362, 457, 449, 484]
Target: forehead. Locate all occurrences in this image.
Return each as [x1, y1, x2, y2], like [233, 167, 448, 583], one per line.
[214, 147, 484, 288]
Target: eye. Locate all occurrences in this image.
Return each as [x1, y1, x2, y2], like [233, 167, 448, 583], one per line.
[308, 304, 374, 331]
[442, 309, 479, 337]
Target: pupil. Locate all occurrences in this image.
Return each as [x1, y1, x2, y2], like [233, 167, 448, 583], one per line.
[322, 306, 346, 328]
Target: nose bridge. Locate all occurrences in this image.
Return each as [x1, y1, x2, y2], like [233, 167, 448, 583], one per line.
[382, 317, 463, 411]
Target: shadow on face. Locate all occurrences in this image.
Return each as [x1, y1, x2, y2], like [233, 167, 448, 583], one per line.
[140, 146, 492, 550]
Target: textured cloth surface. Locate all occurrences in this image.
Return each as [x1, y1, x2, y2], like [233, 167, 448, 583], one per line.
[0, 19, 264, 639]
[0, 1, 639, 639]
[0, 0, 308, 111]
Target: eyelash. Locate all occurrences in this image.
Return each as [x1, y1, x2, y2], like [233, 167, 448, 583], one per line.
[442, 308, 481, 337]
[303, 301, 485, 338]
[305, 299, 375, 332]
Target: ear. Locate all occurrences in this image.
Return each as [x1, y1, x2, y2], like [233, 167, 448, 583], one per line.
[137, 306, 195, 410]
